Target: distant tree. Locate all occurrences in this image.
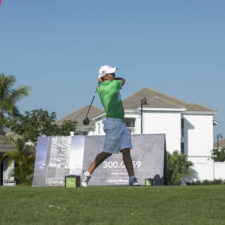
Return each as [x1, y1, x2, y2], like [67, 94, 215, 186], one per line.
[8, 109, 77, 143]
[211, 148, 225, 162]
[166, 151, 193, 185]
[56, 120, 78, 136]
[0, 74, 31, 134]
[1, 135, 35, 185]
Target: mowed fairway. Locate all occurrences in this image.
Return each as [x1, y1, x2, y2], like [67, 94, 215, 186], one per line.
[0, 185, 225, 225]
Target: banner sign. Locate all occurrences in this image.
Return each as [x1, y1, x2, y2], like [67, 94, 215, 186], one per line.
[33, 134, 166, 186]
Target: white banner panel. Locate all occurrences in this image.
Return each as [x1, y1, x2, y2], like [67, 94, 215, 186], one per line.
[33, 134, 166, 186]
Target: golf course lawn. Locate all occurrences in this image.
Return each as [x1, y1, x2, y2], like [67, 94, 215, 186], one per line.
[0, 185, 225, 225]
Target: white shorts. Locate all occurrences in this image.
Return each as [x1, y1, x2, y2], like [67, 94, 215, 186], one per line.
[103, 118, 132, 154]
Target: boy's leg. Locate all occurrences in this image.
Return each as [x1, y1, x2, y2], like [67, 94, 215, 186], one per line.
[88, 152, 112, 174]
[81, 152, 111, 187]
[121, 148, 139, 186]
[121, 148, 134, 177]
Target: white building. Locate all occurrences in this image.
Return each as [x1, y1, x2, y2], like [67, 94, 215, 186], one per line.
[57, 87, 224, 182]
[45, 136, 72, 186]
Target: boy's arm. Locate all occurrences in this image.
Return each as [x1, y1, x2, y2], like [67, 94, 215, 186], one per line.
[115, 77, 125, 85]
[98, 77, 103, 84]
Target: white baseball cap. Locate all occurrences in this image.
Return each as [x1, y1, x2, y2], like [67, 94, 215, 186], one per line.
[98, 65, 118, 78]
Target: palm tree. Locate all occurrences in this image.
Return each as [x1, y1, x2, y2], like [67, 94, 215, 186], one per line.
[0, 73, 31, 134]
[166, 151, 193, 185]
[1, 135, 35, 185]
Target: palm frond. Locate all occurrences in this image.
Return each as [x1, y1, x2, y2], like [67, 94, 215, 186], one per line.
[9, 86, 31, 103]
[0, 74, 16, 100]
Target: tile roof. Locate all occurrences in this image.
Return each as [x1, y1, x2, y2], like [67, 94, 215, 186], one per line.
[56, 105, 104, 126]
[123, 87, 216, 112]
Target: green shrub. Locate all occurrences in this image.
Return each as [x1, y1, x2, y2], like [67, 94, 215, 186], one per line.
[1, 135, 35, 185]
[211, 148, 225, 162]
[187, 179, 225, 185]
[166, 151, 193, 185]
[202, 180, 211, 185]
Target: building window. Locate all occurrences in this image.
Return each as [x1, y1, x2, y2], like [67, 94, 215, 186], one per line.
[181, 118, 184, 137]
[181, 142, 184, 154]
[124, 118, 135, 133]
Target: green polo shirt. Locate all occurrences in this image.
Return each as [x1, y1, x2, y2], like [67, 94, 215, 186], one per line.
[97, 80, 124, 119]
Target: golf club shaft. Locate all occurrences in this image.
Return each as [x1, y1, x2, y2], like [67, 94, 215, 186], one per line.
[85, 86, 98, 118]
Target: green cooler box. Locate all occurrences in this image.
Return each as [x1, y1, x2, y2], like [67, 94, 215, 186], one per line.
[65, 175, 80, 188]
[145, 178, 153, 186]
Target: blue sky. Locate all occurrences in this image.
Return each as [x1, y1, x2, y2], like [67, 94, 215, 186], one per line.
[0, 0, 224, 141]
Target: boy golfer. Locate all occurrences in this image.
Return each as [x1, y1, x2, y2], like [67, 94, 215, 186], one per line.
[81, 65, 139, 187]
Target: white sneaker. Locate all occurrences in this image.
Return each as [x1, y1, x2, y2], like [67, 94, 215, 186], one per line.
[129, 177, 139, 186]
[81, 170, 91, 187]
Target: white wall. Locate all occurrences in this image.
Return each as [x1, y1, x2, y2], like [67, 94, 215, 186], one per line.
[143, 111, 182, 153]
[186, 161, 225, 181]
[214, 162, 225, 179]
[183, 114, 213, 158]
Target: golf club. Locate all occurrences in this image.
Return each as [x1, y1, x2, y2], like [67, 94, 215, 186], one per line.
[83, 86, 98, 125]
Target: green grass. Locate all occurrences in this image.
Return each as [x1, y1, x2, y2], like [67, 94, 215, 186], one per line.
[0, 185, 225, 225]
